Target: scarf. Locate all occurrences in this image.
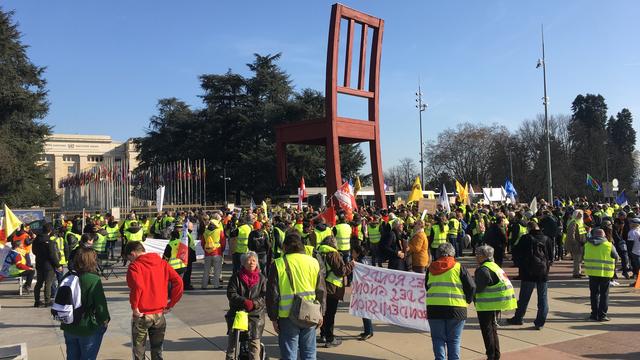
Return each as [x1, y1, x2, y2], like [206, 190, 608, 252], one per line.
[239, 267, 260, 288]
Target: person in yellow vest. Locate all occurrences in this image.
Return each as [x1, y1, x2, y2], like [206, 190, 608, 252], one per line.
[474, 245, 517, 360]
[429, 214, 449, 261]
[310, 217, 332, 249]
[367, 215, 383, 267]
[424, 243, 475, 360]
[317, 236, 354, 347]
[104, 216, 120, 260]
[584, 228, 619, 321]
[266, 232, 326, 360]
[447, 212, 461, 259]
[140, 215, 151, 239]
[271, 217, 289, 261]
[201, 215, 225, 289]
[332, 213, 352, 263]
[162, 228, 187, 275]
[565, 210, 588, 278]
[231, 217, 253, 274]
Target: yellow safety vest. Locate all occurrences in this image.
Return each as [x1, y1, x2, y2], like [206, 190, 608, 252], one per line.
[447, 218, 460, 237]
[513, 224, 528, 247]
[426, 262, 467, 307]
[235, 224, 252, 254]
[431, 224, 449, 248]
[368, 224, 381, 244]
[294, 223, 304, 235]
[475, 261, 517, 311]
[274, 253, 319, 318]
[318, 245, 343, 288]
[313, 227, 333, 248]
[203, 226, 222, 252]
[93, 233, 107, 253]
[334, 223, 352, 251]
[105, 224, 120, 242]
[67, 232, 81, 251]
[125, 229, 144, 242]
[273, 227, 285, 258]
[167, 239, 187, 270]
[54, 236, 67, 265]
[584, 241, 615, 278]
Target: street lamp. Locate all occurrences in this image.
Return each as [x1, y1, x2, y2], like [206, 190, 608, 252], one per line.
[537, 25, 553, 203]
[416, 84, 428, 190]
[220, 167, 231, 205]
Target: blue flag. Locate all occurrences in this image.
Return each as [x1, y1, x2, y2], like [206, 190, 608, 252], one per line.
[504, 179, 517, 197]
[615, 190, 628, 206]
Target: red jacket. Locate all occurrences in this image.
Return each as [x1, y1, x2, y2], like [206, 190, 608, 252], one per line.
[201, 226, 226, 257]
[126, 253, 183, 314]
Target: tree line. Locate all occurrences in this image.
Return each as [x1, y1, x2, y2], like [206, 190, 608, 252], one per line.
[387, 94, 637, 202]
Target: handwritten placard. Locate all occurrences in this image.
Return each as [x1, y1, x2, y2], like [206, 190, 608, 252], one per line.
[349, 263, 429, 331]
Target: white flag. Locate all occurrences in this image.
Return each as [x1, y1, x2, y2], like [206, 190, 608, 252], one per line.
[529, 197, 538, 214]
[156, 186, 165, 213]
[439, 184, 451, 213]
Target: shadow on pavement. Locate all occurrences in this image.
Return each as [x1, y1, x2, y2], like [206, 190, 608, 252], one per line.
[583, 352, 640, 360]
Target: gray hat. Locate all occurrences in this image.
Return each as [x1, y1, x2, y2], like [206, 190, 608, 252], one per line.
[630, 217, 640, 224]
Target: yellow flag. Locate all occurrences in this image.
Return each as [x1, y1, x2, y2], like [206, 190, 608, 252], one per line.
[354, 176, 362, 196]
[261, 201, 268, 217]
[3, 204, 22, 239]
[407, 176, 424, 203]
[455, 180, 468, 204]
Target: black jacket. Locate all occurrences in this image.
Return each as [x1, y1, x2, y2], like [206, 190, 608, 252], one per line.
[381, 228, 402, 259]
[225, 271, 267, 339]
[32, 233, 60, 271]
[484, 224, 507, 250]
[514, 230, 554, 282]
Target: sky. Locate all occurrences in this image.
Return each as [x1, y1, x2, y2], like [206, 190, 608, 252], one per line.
[4, 0, 640, 172]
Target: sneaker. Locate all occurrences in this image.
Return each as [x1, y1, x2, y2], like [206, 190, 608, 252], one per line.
[534, 325, 544, 330]
[34, 301, 42, 308]
[325, 338, 342, 348]
[317, 336, 327, 344]
[22, 286, 31, 295]
[610, 280, 620, 287]
[598, 315, 611, 322]
[506, 317, 523, 326]
[43, 301, 53, 308]
[358, 333, 373, 341]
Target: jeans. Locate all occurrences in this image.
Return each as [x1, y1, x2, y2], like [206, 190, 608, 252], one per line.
[183, 248, 197, 287]
[428, 319, 465, 360]
[320, 297, 339, 341]
[448, 236, 460, 258]
[278, 318, 316, 360]
[370, 244, 384, 267]
[589, 276, 610, 319]
[232, 253, 243, 274]
[513, 281, 548, 327]
[478, 311, 500, 360]
[201, 255, 223, 289]
[106, 240, 117, 259]
[132, 313, 166, 360]
[362, 318, 373, 335]
[51, 269, 64, 299]
[34, 268, 55, 304]
[64, 325, 107, 360]
[630, 253, 640, 277]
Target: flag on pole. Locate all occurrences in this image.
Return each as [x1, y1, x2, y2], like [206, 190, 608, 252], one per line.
[333, 182, 358, 220]
[529, 197, 538, 214]
[439, 184, 451, 213]
[156, 186, 165, 213]
[320, 201, 337, 226]
[2, 205, 23, 243]
[178, 220, 190, 267]
[504, 179, 517, 203]
[250, 198, 257, 211]
[586, 174, 602, 192]
[615, 190, 628, 207]
[261, 201, 268, 218]
[354, 176, 362, 196]
[299, 177, 307, 199]
[407, 176, 424, 203]
[455, 180, 468, 204]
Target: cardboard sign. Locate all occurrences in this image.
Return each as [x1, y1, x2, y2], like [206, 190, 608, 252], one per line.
[418, 199, 437, 214]
[349, 263, 429, 331]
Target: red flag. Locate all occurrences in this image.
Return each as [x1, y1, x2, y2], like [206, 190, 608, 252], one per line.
[319, 202, 336, 227]
[300, 177, 307, 199]
[333, 182, 357, 221]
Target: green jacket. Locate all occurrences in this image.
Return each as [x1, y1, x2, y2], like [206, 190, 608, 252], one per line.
[60, 272, 110, 336]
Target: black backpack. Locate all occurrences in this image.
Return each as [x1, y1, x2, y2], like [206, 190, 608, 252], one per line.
[51, 271, 84, 325]
[527, 238, 549, 276]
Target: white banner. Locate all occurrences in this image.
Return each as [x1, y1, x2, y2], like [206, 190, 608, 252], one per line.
[143, 238, 205, 260]
[156, 186, 165, 213]
[349, 263, 429, 331]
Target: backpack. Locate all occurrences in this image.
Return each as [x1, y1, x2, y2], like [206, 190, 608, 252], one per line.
[51, 271, 84, 325]
[527, 238, 549, 276]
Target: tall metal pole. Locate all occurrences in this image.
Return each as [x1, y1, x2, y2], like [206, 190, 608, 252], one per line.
[416, 83, 428, 190]
[539, 25, 553, 203]
[605, 140, 610, 201]
[509, 148, 514, 185]
[223, 167, 228, 205]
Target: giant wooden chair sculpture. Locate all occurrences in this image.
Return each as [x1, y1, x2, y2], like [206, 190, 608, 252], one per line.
[275, 3, 387, 207]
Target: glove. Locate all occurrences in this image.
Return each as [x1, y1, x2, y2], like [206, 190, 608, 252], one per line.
[244, 299, 254, 312]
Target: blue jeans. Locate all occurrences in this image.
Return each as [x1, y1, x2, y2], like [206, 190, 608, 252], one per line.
[51, 269, 64, 299]
[428, 319, 465, 360]
[363, 318, 373, 335]
[64, 325, 107, 360]
[514, 281, 548, 327]
[278, 318, 316, 360]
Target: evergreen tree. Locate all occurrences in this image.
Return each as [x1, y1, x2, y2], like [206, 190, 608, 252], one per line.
[0, 9, 56, 207]
[607, 108, 636, 189]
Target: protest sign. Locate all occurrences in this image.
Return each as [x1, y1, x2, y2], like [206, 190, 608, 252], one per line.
[349, 263, 429, 331]
[143, 238, 205, 260]
[418, 199, 437, 214]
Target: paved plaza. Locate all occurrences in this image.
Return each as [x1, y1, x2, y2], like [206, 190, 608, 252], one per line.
[1, 255, 639, 360]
